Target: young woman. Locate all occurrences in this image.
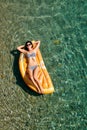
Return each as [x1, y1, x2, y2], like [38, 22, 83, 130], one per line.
[17, 40, 43, 94]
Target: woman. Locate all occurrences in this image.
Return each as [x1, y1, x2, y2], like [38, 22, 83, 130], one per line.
[17, 40, 43, 94]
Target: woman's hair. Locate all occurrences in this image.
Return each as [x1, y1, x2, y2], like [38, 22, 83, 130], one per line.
[24, 41, 33, 50]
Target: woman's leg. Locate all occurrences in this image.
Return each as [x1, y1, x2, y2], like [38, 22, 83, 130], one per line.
[33, 66, 44, 93]
[27, 69, 41, 93]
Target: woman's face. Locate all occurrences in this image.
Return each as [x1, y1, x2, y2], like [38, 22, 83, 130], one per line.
[27, 42, 32, 50]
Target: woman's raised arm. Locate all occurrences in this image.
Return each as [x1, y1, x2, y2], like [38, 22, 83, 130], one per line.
[33, 41, 40, 51]
[17, 45, 27, 54]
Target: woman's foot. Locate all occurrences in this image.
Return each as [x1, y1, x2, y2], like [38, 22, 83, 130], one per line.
[39, 87, 44, 94]
[37, 87, 44, 94]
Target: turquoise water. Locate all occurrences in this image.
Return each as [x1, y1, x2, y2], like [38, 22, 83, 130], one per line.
[0, 0, 87, 130]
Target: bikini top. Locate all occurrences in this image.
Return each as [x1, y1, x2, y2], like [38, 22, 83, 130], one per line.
[26, 52, 36, 58]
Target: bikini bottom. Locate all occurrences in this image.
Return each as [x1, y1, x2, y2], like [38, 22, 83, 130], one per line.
[28, 65, 38, 71]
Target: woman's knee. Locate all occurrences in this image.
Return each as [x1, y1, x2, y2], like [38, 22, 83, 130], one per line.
[29, 75, 33, 80]
[34, 75, 38, 81]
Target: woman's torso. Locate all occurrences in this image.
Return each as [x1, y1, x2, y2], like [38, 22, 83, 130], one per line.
[26, 52, 37, 66]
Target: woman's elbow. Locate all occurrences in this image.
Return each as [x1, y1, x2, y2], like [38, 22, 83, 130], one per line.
[37, 41, 40, 46]
[38, 40, 40, 44]
[17, 46, 21, 51]
[17, 47, 19, 50]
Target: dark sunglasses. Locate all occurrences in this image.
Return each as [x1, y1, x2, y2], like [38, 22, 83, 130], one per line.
[27, 43, 32, 46]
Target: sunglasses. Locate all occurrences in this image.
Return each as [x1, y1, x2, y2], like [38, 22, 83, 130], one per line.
[27, 43, 32, 46]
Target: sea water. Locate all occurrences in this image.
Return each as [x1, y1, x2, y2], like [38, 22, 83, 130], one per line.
[0, 0, 87, 130]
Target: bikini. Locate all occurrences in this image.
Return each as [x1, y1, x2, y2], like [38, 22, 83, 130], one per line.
[26, 53, 38, 70]
[26, 53, 36, 58]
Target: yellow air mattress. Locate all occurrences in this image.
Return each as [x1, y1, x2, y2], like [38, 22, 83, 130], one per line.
[19, 42, 54, 94]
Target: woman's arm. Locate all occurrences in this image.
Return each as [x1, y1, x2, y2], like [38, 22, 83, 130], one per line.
[17, 45, 27, 54]
[33, 40, 40, 51]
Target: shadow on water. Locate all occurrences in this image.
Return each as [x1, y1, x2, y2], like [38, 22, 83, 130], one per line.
[10, 50, 41, 96]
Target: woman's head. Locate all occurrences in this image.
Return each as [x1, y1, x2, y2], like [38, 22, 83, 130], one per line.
[25, 41, 33, 50]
